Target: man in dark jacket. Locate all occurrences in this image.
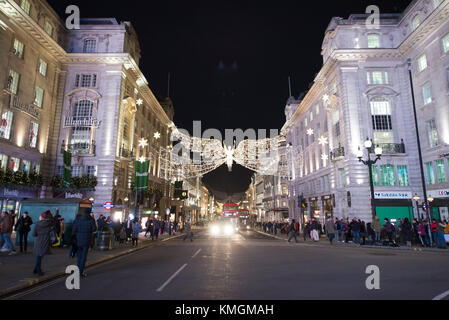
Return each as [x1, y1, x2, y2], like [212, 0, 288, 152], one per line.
[350, 218, 361, 244]
[288, 220, 299, 243]
[153, 218, 160, 240]
[72, 209, 97, 277]
[16, 211, 33, 253]
[33, 211, 53, 276]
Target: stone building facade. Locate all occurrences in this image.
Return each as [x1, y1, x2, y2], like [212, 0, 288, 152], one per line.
[284, 0, 449, 224]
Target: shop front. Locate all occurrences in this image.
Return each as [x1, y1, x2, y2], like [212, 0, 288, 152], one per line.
[374, 191, 414, 224]
[0, 187, 39, 215]
[427, 189, 449, 221]
[322, 195, 334, 219]
[309, 197, 320, 222]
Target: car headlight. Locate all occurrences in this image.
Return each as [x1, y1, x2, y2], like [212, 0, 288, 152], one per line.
[211, 225, 220, 235]
[224, 225, 234, 235]
[247, 226, 250, 230]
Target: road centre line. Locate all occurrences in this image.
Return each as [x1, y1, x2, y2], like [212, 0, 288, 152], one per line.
[156, 263, 188, 292]
[192, 249, 202, 259]
[433, 290, 449, 301]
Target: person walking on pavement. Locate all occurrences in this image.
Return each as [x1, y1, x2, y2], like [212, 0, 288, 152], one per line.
[288, 220, 299, 243]
[325, 217, 336, 244]
[183, 221, 193, 242]
[131, 218, 140, 247]
[311, 219, 320, 242]
[71, 208, 97, 277]
[0, 210, 17, 255]
[15, 211, 33, 253]
[32, 211, 53, 276]
[436, 220, 447, 249]
[384, 218, 394, 245]
[401, 218, 412, 247]
[153, 218, 160, 240]
[372, 216, 382, 244]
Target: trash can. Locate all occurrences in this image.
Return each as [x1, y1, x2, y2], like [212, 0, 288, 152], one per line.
[97, 230, 113, 251]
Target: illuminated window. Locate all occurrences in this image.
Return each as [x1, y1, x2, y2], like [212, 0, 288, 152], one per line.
[39, 59, 47, 76]
[0, 111, 13, 140]
[338, 169, 347, 187]
[380, 165, 396, 186]
[71, 166, 83, 177]
[417, 54, 427, 72]
[412, 15, 420, 30]
[44, 21, 53, 37]
[436, 160, 447, 184]
[13, 39, 24, 59]
[20, 0, 31, 14]
[83, 39, 97, 53]
[22, 160, 31, 174]
[372, 165, 379, 186]
[29, 121, 39, 148]
[422, 82, 432, 105]
[34, 87, 44, 107]
[371, 98, 393, 144]
[7, 70, 20, 94]
[443, 33, 449, 54]
[397, 165, 410, 186]
[426, 119, 439, 148]
[0, 154, 8, 171]
[367, 34, 380, 48]
[10, 157, 20, 172]
[426, 162, 435, 185]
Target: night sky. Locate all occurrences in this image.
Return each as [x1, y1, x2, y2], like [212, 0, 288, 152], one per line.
[48, 0, 411, 194]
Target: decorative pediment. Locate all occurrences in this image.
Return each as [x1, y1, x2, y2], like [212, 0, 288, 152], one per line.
[66, 88, 102, 101]
[363, 85, 399, 99]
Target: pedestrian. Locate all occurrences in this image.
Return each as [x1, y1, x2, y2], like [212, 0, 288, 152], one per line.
[311, 219, 320, 242]
[436, 220, 447, 249]
[183, 221, 193, 242]
[401, 218, 412, 247]
[335, 218, 340, 242]
[0, 211, 17, 255]
[32, 211, 53, 276]
[119, 223, 127, 244]
[15, 211, 33, 253]
[325, 217, 336, 244]
[366, 222, 375, 245]
[342, 219, 349, 243]
[71, 208, 97, 277]
[384, 218, 394, 245]
[360, 221, 366, 245]
[153, 218, 160, 240]
[303, 222, 309, 241]
[431, 219, 438, 247]
[131, 218, 140, 247]
[350, 218, 361, 244]
[372, 216, 382, 244]
[288, 220, 299, 243]
[417, 221, 427, 247]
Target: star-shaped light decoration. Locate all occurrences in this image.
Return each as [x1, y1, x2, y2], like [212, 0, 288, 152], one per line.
[138, 138, 148, 148]
[318, 136, 328, 146]
[154, 132, 161, 140]
[322, 94, 330, 104]
[321, 154, 329, 161]
[136, 98, 143, 106]
[138, 156, 146, 163]
[306, 128, 314, 136]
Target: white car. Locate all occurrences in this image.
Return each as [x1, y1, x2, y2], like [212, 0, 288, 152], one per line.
[209, 221, 236, 237]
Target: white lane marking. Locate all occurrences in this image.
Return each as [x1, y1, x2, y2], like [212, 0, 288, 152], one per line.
[192, 249, 201, 259]
[156, 263, 188, 292]
[432, 290, 449, 301]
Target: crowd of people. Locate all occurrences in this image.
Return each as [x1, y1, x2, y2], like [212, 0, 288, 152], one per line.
[260, 216, 449, 249]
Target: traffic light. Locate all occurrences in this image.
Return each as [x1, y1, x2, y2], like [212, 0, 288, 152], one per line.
[422, 202, 427, 212]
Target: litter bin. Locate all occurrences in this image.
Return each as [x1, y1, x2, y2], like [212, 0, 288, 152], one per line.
[97, 230, 113, 251]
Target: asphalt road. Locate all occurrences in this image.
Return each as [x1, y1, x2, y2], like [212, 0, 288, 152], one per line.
[8, 229, 449, 300]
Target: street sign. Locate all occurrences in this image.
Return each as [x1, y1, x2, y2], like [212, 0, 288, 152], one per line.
[104, 202, 114, 210]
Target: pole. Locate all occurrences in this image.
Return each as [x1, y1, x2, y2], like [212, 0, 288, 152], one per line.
[407, 59, 432, 247]
[367, 153, 377, 220]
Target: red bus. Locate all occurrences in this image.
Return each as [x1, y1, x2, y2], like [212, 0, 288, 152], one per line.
[222, 203, 239, 218]
[238, 209, 250, 230]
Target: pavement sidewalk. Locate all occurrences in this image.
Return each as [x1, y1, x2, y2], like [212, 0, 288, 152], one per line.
[255, 228, 449, 254]
[0, 231, 184, 298]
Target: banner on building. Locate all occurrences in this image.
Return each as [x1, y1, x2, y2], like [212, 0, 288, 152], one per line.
[135, 160, 150, 190]
[63, 150, 72, 188]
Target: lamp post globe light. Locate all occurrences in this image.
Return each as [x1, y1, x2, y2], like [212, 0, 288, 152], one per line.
[413, 194, 421, 219]
[357, 138, 382, 220]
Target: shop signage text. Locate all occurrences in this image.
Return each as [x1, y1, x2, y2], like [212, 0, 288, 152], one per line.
[66, 192, 83, 199]
[10, 95, 40, 119]
[374, 191, 412, 199]
[428, 189, 449, 198]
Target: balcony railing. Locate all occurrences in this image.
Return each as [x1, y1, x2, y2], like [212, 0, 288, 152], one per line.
[64, 116, 101, 128]
[330, 145, 345, 160]
[370, 140, 406, 154]
[120, 146, 134, 158]
[62, 141, 96, 155]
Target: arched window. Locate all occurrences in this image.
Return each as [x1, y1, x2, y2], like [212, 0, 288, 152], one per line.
[412, 14, 421, 31]
[370, 97, 393, 144]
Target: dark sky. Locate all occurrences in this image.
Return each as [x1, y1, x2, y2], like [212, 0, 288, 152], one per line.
[48, 0, 411, 194]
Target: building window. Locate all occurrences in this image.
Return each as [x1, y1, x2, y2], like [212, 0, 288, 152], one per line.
[0, 154, 7, 171]
[436, 160, 447, 184]
[34, 87, 44, 107]
[13, 39, 24, 59]
[338, 169, 346, 188]
[75, 74, 97, 88]
[316, 104, 320, 115]
[372, 165, 379, 186]
[412, 14, 421, 30]
[7, 70, 20, 94]
[38, 59, 47, 77]
[371, 99, 393, 144]
[417, 54, 427, 72]
[71, 166, 83, 177]
[29, 121, 39, 148]
[22, 160, 31, 174]
[44, 21, 53, 37]
[310, 111, 313, 122]
[304, 117, 308, 128]
[367, 34, 380, 48]
[426, 162, 436, 185]
[57, 165, 63, 177]
[20, 0, 31, 14]
[71, 100, 93, 148]
[367, 71, 389, 85]
[32, 163, 40, 174]
[83, 39, 97, 53]
[443, 33, 449, 54]
[380, 165, 396, 186]
[426, 119, 439, 148]
[10, 157, 20, 172]
[0, 111, 13, 140]
[397, 165, 410, 186]
[87, 166, 97, 178]
[421, 82, 432, 105]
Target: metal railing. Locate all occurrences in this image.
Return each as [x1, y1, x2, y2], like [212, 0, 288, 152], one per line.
[120, 146, 134, 158]
[370, 140, 406, 154]
[330, 145, 345, 160]
[62, 141, 96, 155]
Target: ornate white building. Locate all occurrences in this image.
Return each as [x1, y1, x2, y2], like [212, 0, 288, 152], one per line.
[284, 0, 449, 224]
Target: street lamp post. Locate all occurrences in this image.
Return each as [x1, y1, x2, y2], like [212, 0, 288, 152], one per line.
[407, 58, 433, 247]
[413, 193, 421, 219]
[357, 138, 382, 220]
